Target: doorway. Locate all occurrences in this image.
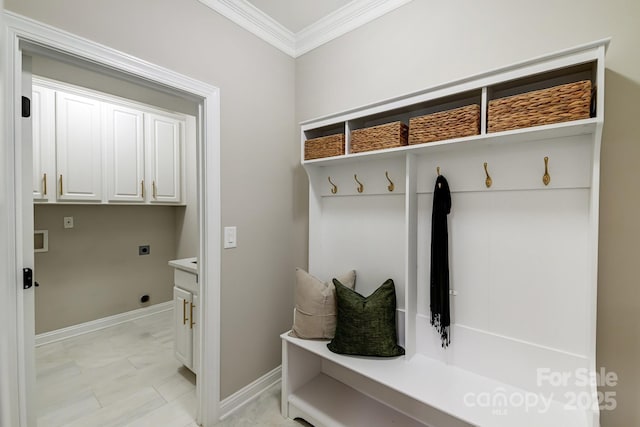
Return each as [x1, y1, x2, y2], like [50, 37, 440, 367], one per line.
[3, 12, 221, 427]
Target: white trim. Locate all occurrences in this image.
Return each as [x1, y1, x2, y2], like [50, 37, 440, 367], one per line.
[3, 11, 221, 427]
[219, 366, 282, 420]
[296, 0, 414, 57]
[199, 0, 296, 56]
[35, 301, 173, 347]
[198, 0, 414, 58]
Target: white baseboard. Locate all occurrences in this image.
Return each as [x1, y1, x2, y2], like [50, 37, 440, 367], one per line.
[35, 301, 174, 347]
[219, 365, 282, 420]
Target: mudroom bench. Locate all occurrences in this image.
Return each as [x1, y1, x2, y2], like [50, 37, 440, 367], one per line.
[283, 38, 608, 427]
[281, 333, 593, 427]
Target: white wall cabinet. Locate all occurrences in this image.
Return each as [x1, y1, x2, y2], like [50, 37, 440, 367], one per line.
[31, 85, 55, 202]
[145, 113, 183, 204]
[32, 78, 186, 205]
[283, 40, 608, 427]
[55, 91, 103, 202]
[105, 103, 145, 202]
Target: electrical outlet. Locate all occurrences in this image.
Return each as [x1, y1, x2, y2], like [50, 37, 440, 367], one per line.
[63, 217, 74, 229]
[139, 245, 150, 255]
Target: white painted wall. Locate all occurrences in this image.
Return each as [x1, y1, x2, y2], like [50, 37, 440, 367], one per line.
[296, 1, 640, 426]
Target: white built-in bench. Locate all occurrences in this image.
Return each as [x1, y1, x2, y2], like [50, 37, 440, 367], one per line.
[281, 334, 595, 427]
[283, 39, 608, 427]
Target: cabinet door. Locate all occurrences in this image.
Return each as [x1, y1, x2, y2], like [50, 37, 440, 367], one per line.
[32, 85, 56, 202]
[105, 103, 145, 202]
[192, 293, 199, 375]
[56, 92, 102, 201]
[145, 113, 183, 204]
[174, 286, 193, 370]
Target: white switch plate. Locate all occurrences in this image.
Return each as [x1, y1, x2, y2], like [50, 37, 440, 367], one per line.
[224, 226, 237, 249]
[63, 216, 74, 229]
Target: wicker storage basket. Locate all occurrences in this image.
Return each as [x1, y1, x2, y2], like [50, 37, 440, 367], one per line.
[408, 104, 480, 145]
[350, 121, 408, 153]
[304, 134, 345, 160]
[488, 80, 592, 133]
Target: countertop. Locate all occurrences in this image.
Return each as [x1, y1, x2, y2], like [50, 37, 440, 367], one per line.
[168, 257, 197, 274]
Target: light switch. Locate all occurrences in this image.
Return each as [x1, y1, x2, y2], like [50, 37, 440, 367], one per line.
[224, 226, 237, 249]
[63, 217, 74, 229]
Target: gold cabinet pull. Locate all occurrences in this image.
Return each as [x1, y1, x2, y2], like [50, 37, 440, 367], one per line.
[141, 180, 145, 198]
[43, 173, 47, 195]
[59, 175, 63, 196]
[483, 162, 492, 188]
[190, 303, 195, 329]
[182, 299, 188, 325]
[542, 156, 551, 186]
[152, 180, 157, 199]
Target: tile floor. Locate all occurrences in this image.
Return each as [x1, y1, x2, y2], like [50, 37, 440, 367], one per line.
[36, 309, 307, 427]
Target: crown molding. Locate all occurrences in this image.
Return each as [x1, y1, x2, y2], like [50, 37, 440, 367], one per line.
[199, 0, 296, 56]
[199, 0, 415, 58]
[296, 0, 414, 56]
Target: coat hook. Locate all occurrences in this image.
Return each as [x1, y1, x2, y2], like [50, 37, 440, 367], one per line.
[437, 166, 441, 176]
[385, 171, 394, 192]
[354, 174, 364, 193]
[328, 176, 338, 194]
[484, 162, 492, 188]
[542, 156, 551, 186]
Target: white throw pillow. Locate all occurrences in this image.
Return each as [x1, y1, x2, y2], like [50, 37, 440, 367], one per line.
[289, 268, 356, 339]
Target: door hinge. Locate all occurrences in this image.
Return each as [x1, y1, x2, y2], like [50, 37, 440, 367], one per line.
[23, 268, 33, 289]
[21, 96, 30, 118]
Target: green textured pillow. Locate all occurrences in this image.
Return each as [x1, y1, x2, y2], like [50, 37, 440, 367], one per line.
[328, 279, 405, 357]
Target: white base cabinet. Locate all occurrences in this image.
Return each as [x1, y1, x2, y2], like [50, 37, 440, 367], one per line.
[170, 260, 199, 375]
[174, 286, 193, 369]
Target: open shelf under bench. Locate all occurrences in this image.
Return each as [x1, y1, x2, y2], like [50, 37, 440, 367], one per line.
[282, 333, 595, 427]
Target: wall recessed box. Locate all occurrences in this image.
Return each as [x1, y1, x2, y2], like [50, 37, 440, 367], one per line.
[34, 230, 48, 253]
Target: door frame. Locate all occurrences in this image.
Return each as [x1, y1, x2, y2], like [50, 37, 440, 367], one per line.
[1, 11, 222, 427]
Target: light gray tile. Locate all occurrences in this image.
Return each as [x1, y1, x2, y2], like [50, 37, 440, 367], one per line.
[36, 310, 202, 427]
[123, 389, 197, 427]
[64, 387, 166, 427]
[155, 367, 196, 403]
[37, 392, 101, 427]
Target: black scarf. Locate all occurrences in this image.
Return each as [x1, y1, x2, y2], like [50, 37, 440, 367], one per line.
[430, 175, 451, 348]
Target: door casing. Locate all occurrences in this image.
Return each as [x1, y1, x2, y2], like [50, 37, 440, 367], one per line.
[1, 11, 222, 427]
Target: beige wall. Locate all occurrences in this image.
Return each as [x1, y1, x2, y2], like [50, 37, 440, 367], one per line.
[296, 1, 640, 426]
[31, 55, 198, 116]
[5, 0, 298, 399]
[30, 57, 200, 330]
[34, 205, 177, 333]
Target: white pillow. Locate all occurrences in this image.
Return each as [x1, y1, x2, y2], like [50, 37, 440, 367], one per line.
[289, 268, 356, 339]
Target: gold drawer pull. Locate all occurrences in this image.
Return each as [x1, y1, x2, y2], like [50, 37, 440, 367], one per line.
[190, 303, 195, 329]
[59, 174, 63, 196]
[43, 173, 47, 195]
[182, 299, 188, 325]
[141, 180, 145, 198]
[152, 180, 157, 199]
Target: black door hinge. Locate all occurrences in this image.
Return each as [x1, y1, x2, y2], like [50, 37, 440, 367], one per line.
[23, 268, 33, 289]
[22, 96, 30, 118]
